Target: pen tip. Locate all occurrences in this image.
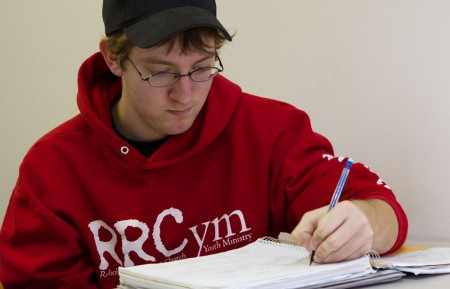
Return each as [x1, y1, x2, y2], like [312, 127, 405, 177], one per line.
[309, 251, 315, 266]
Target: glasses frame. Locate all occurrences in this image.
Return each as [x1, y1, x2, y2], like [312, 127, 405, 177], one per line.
[126, 56, 224, 87]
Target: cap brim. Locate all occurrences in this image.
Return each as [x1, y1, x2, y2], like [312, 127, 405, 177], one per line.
[123, 6, 232, 48]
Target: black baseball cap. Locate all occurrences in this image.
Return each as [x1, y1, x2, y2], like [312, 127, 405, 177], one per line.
[103, 0, 232, 48]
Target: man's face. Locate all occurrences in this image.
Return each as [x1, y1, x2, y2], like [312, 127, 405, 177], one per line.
[115, 40, 216, 141]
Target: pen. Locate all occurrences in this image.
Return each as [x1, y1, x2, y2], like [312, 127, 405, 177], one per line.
[310, 159, 353, 265]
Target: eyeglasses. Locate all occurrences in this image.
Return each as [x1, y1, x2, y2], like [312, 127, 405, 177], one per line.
[126, 56, 224, 87]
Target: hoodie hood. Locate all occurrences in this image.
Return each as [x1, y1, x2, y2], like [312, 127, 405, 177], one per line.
[77, 52, 242, 169]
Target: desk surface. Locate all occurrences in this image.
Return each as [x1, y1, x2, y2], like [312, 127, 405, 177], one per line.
[1, 273, 449, 289]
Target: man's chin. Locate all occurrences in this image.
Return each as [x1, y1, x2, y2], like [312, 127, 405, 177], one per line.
[167, 123, 194, 136]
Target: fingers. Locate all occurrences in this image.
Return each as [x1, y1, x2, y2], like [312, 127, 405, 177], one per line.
[314, 213, 373, 263]
[291, 206, 328, 249]
[292, 201, 374, 263]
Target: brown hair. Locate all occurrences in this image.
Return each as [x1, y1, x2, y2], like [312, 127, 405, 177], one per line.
[105, 27, 230, 67]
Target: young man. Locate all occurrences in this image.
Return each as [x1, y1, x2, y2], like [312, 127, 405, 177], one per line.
[0, 1, 408, 288]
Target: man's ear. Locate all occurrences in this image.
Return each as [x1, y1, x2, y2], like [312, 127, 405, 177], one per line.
[99, 39, 123, 77]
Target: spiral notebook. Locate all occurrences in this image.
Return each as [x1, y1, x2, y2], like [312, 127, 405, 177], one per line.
[117, 237, 403, 289]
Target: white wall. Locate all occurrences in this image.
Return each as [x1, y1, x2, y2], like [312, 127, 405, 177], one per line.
[1, 0, 449, 243]
[0, 0, 103, 223]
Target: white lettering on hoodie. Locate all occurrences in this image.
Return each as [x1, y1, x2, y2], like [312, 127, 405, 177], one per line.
[88, 208, 252, 271]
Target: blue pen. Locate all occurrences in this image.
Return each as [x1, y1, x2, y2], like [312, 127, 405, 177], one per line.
[310, 159, 353, 265]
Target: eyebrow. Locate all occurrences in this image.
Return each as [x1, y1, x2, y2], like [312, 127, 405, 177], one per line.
[142, 54, 215, 66]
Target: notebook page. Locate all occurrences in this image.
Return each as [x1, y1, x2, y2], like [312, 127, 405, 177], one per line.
[379, 247, 450, 267]
[119, 238, 374, 289]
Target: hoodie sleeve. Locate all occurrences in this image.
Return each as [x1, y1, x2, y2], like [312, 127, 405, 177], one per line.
[0, 178, 98, 289]
[268, 108, 408, 254]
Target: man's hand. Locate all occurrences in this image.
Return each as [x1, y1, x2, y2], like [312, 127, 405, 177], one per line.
[291, 199, 398, 263]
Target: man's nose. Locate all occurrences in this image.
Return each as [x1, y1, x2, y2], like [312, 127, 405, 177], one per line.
[169, 75, 193, 103]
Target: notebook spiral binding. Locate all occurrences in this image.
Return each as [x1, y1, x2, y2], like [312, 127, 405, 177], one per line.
[259, 236, 308, 251]
[366, 250, 385, 271]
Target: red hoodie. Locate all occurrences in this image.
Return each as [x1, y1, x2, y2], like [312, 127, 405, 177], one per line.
[0, 52, 408, 289]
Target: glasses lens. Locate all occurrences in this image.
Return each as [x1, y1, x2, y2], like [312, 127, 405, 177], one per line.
[191, 68, 220, 82]
[148, 73, 179, 87]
